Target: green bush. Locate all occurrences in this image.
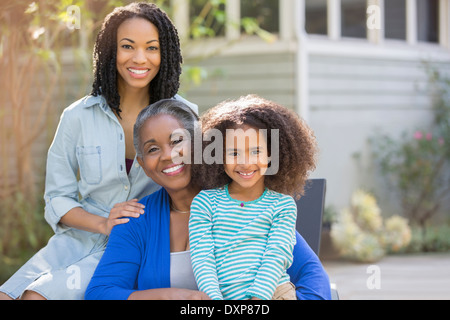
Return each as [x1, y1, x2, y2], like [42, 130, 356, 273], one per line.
[0, 193, 52, 283]
[404, 224, 450, 253]
[369, 66, 450, 231]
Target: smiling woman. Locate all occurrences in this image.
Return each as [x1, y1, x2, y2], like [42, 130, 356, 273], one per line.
[137, 113, 192, 193]
[85, 99, 210, 300]
[116, 18, 161, 90]
[91, 2, 183, 119]
[0, 2, 198, 300]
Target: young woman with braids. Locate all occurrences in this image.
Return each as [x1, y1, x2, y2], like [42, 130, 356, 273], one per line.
[0, 2, 197, 300]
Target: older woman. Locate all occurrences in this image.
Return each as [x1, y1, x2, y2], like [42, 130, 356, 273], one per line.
[85, 99, 331, 300]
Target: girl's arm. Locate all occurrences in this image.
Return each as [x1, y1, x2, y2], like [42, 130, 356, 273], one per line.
[246, 197, 297, 300]
[189, 193, 223, 300]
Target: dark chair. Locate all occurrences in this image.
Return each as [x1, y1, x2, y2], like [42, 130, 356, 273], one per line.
[295, 179, 326, 256]
[295, 178, 339, 300]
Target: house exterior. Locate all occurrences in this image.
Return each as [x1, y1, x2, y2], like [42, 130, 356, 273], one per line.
[173, 0, 450, 215]
[5, 0, 448, 217]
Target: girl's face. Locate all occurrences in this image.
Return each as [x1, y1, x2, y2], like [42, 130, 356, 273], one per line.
[137, 114, 192, 193]
[224, 124, 270, 194]
[116, 17, 161, 93]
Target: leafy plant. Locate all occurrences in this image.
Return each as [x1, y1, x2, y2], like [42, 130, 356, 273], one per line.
[331, 190, 411, 263]
[369, 66, 450, 234]
[382, 215, 412, 253]
[404, 224, 450, 253]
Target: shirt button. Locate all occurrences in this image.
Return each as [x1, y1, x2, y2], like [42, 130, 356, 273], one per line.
[135, 163, 139, 168]
[124, 185, 129, 190]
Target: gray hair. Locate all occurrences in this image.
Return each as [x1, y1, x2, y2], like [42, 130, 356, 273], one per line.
[133, 99, 199, 157]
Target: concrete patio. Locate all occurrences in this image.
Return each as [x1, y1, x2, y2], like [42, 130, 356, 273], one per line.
[322, 253, 450, 300]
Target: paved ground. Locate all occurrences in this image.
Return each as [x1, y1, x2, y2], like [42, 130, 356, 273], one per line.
[322, 253, 450, 300]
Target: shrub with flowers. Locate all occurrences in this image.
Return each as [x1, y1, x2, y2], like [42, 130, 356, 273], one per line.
[331, 190, 411, 263]
[370, 129, 449, 232]
[369, 67, 450, 235]
[382, 215, 412, 253]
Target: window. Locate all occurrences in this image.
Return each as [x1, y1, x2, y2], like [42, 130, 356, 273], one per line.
[417, 0, 438, 43]
[240, 0, 279, 33]
[385, 0, 406, 40]
[341, 0, 366, 38]
[305, 0, 327, 35]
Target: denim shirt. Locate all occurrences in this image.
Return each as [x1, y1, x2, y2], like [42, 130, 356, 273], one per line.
[44, 94, 198, 234]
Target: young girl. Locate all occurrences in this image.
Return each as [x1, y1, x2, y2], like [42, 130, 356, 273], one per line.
[189, 94, 318, 300]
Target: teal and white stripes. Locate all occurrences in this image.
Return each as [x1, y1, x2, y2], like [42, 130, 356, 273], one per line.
[189, 185, 297, 300]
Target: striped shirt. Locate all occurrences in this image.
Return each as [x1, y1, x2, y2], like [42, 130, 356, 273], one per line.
[189, 185, 297, 300]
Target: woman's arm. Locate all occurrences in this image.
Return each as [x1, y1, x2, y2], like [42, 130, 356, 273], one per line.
[85, 198, 210, 300]
[60, 199, 145, 235]
[85, 216, 144, 300]
[44, 109, 84, 233]
[44, 108, 144, 235]
[287, 231, 332, 300]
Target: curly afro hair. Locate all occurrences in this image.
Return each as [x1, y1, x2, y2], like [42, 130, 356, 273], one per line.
[91, 2, 182, 118]
[192, 95, 318, 199]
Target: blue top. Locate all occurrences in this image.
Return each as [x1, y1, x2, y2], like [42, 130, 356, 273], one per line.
[85, 188, 332, 300]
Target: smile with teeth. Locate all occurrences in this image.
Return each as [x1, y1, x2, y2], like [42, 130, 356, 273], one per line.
[238, 170, 256, 177]
[128, 68, 149, 75]
[162, 163, 185, 174]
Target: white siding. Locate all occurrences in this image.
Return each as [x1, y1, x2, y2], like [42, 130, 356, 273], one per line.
[308, 53, 450, 214]
[183, 53, 296, 114]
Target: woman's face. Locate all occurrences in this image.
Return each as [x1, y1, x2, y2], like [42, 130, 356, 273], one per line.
[116, 17, 161, 92]
[136, 114, 192, 193]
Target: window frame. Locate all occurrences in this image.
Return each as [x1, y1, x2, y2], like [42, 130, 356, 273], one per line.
[171, 0, 449, 59]
[309, 0, 448, 47]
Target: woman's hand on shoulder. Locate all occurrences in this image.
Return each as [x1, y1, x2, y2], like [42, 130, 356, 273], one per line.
[102, 199, 145, 235]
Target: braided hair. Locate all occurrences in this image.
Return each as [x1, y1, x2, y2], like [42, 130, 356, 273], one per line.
[91, 2, 182, 118]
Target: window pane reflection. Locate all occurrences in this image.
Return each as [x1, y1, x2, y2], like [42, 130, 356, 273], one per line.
[305, 0, 327, 35]
[341, 0, 366, 38]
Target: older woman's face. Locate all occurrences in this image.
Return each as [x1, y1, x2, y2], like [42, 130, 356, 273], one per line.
[136, 114, 192, 192]
[116, 17, 161, 92]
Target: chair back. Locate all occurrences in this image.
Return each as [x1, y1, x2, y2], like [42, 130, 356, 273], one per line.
[295, 179, 327, 255]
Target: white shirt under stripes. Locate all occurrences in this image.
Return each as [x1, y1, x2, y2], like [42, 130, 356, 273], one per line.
[189, 184, 297, 300]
